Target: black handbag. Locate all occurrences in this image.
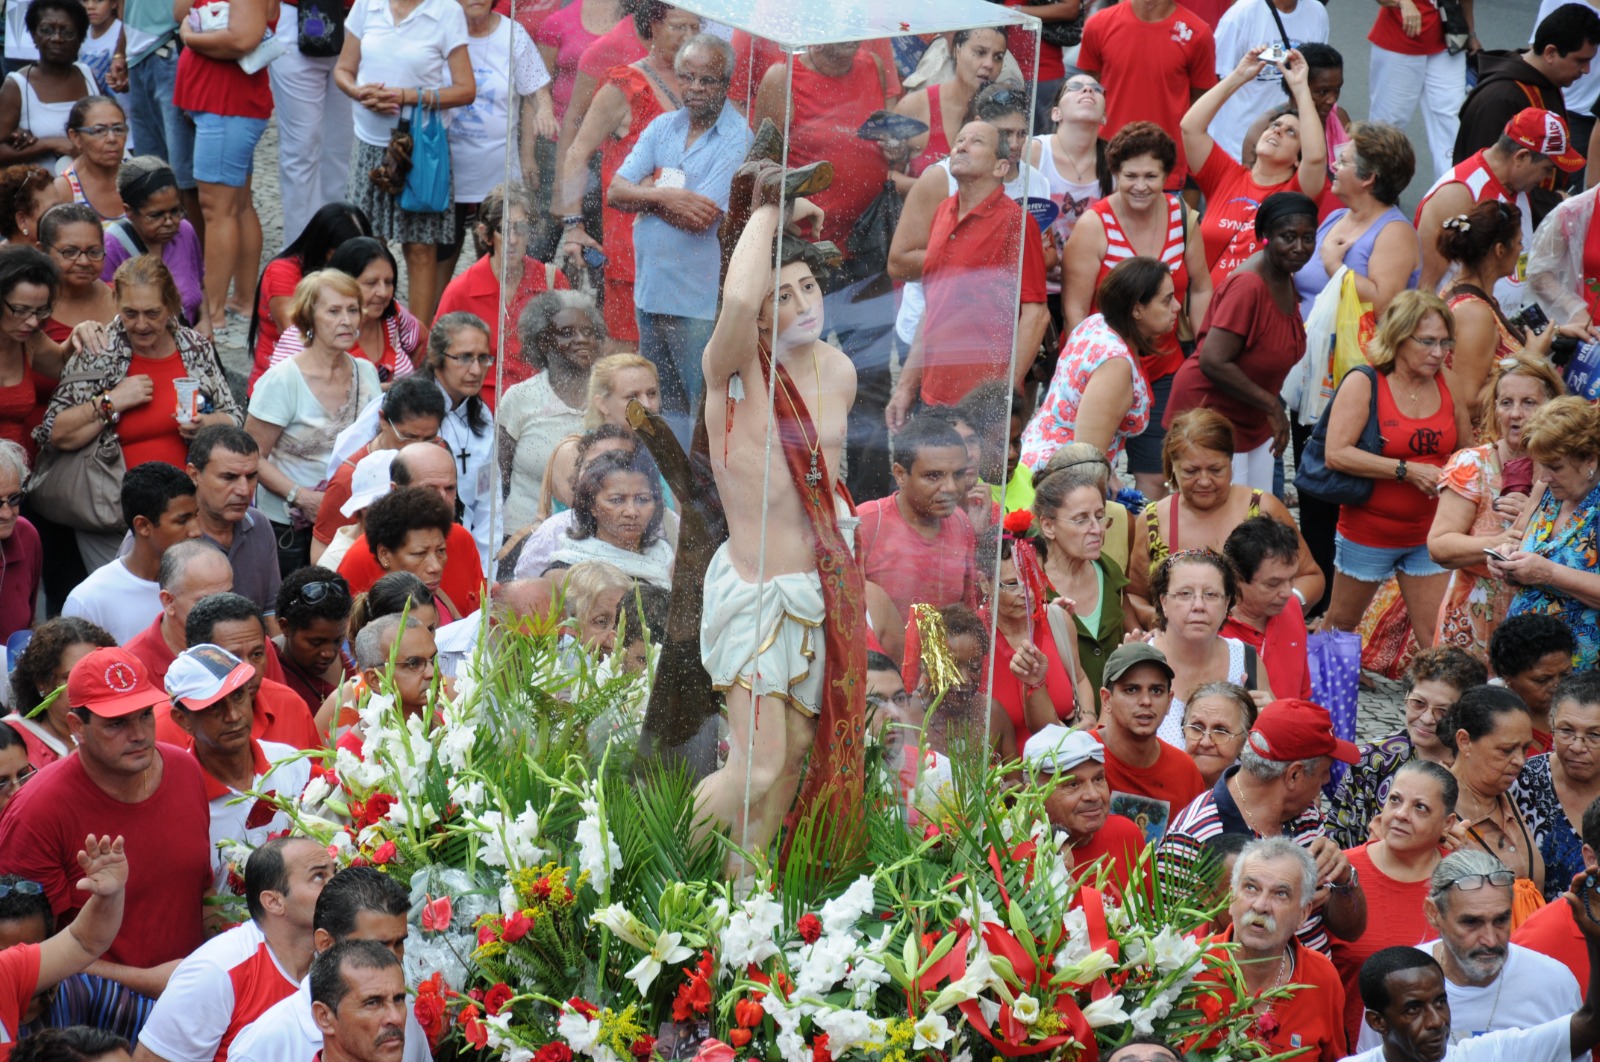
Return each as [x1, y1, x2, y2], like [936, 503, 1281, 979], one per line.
[1294, 365, 1384, 507]
[842, 180, 902, 284]
[1438, 0, 1470, 54]
[1040, 10, 1086, 48]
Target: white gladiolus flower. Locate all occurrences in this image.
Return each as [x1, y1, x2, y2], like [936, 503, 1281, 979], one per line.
[557, 1011, 600, 1054]
[623, 930, 694, 996]
[1082, 994, 1130, 1028]
[300, 775, 332, 808]
[793, 933, 855, 998]
[812, 1009, 883, 1059]
[819, 876, 875, 937]
[721, 894, 783, 968]
[574, 797, 621, 894]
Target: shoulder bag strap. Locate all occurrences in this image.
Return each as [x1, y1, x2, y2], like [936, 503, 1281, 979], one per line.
[1043, 603, 1081, 722]
[1261, 0, 1291, 48]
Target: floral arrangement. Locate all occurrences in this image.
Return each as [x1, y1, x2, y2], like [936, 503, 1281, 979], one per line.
[257, 618, 1280, 1062]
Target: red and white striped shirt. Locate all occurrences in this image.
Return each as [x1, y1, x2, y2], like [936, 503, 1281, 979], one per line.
[136, 920, 300, 1062]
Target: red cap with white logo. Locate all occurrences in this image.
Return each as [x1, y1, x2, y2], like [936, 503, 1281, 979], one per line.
[1503, 108, 1586, 173]
[66, 647, 170, 718]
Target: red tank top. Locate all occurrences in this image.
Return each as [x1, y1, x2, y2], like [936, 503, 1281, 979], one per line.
[1413, 150, 1509, 227]
[907, 84, 952, 178]
[599, 65, 668, 284]
[1337, 371, 1457, 548]
[1088, 194, 1187, 382]
[788, 53, 890, 248]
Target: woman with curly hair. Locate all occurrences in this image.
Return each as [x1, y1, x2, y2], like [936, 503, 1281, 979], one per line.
[361, 485, 461, 623]
[3, 615, 115, 767]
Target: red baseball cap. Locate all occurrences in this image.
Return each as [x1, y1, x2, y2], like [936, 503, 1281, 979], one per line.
[1503, 108, 1586, 173]
[67, 647, 169, 718]
[1246, 699, 1359, 765]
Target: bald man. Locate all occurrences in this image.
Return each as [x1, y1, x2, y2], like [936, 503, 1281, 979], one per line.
[335, 444, 486, 618]
[124, 540, 234, 686]
[434, 578, 559, 677]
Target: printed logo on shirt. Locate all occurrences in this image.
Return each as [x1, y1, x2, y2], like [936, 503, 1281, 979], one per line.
[1173, 19, 1193, 43]
[1409, 427, 1444, 456]
[1290, 1035, 1303, 1049]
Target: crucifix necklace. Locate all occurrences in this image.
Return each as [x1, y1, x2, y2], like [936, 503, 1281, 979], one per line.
[775, 355, 824, 488]
[456, 444, 470, 475]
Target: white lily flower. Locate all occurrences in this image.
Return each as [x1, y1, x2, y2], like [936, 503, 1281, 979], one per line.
[623, 929, 694, 996]
[1055, 947, 1118, 985]
[1148, 925, 1203, 973]
[557, 1011, 600, 1054]
[1082, 993, 1130, 1028]
[913, 1012, 954, 1050]
[1012, 993, 1041, 1025]
[590, 904, 652, 950]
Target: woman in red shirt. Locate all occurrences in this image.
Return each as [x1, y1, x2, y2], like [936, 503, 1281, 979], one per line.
[1164, 191, 1318, 491]
[896, 28, 1007, 180]
[1321, 290, 1473, 647]
[1180, 46, 1327, 291]
[1061, 122, 1212, 501]
[1333, 758, 1457, 1045]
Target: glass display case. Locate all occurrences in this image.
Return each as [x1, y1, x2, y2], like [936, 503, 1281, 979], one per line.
[486, 0, 1042, 869]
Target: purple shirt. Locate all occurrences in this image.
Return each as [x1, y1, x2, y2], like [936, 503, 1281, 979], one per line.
[0, 516, 41, 642]
[102, 219, 205, 327]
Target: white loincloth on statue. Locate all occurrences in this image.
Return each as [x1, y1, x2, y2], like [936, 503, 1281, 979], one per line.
[701, 541, 826, 717]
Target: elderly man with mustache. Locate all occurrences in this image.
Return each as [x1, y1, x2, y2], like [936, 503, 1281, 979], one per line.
[1353, 850, 1583, 1052]
[1191, 837, 1348, 1062]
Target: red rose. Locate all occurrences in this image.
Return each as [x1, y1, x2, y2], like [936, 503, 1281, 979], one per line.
[478, 922, 500, 948]
[630, 1035, 656, 1059]
[412, 993, 445, 1048]
[484, 983, 514, 1017]
[535, 1045, 574, 1062]
[372, 840, 398, 865]
[567, 997, 598, 1019]
[502, 909, 533, 943]
[796, 913, 822, 945]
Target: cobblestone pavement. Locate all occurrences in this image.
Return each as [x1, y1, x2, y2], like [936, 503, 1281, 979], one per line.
[228, 119, 1411, 743]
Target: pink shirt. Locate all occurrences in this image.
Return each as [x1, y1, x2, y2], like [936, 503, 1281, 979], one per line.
[855, 494, 978, 621]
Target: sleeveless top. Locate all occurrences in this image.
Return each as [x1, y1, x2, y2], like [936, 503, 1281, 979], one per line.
[1145, 488, 1263, 574]
[1089, 194, 1187, 382]
[1294, 205, 1420, 318]
[907, 83, 952, 178]
[1415, 149, 1534, 310]
[62, 162, 125, 224]
[6, 62, 97, 172]
[1446, 287, 1524, 367]
[788, 52, 890, 248]
[1032, 133, 1101, 295]
[1337, 372, 1457, 548]
[598, 64, 670, 285]
[1156, 637, 1250, 745]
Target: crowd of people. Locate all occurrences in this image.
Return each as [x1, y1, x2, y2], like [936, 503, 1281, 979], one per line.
[0, 0, 1597, 1058]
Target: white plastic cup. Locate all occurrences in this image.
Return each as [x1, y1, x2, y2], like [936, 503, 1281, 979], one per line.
[174, 377, 201, 423]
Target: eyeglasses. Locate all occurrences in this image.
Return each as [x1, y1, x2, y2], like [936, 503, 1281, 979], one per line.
[139, 205, 184, 224]
[3, 301, 50, 322]
[52, 244, 105, 262]
[295, 580, 348, 606]
[1410, 335, 1456, 352]
[0, 490, 25, 511]
[396, 654, 436, 674]
[1165, 589, 1226, 605]
[393, 427, 439, 445]
[678, 73, 729, 88]
[33, 23, 80, 39]
[1064, 81, 1105, 96]
[0, 878, 42, 896]
[997, 579, 1024, 592]
[0, 766, 34, 795]
[1441, 869, 1516, 893]
[1182, 723, 1242, 743]
[440, 352, 496, 368]
[71, 123, 127, 138]
[1404, 695, 1453, 718]
[1555, 728, 1600, 748]
[867, 690, 916, 709]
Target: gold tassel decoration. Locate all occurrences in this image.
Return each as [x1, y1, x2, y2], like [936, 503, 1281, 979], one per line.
[913, 603, 961, 701]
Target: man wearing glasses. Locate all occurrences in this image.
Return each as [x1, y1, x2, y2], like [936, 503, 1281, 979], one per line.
[1354, 850, 1590, 1055]
[0, 725, 31, 818]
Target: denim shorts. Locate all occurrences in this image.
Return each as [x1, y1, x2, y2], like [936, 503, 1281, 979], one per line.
[1334, 532, 1446, 582]
[190, 113, 268, 187]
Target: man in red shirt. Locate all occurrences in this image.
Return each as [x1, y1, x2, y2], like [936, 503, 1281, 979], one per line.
[0, 647, 214, 1000]
[0, 835, 129, 1058]
[313, 377, 445, 561]
[134, 836, 331, 1062]
[1024, 724, 1148, 895]
[854, 417, 978, 621]
[1093, 643, 1207, 833]
[1079, 0, 1218, 189]
[1194, 837, 1347, 1062]
[125, 540, 234, 688]
[888, 120, 1048, 428]
[337, 443, 484, 618]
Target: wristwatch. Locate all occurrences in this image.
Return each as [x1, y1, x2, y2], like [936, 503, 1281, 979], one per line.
[1328, 866, 1360, 894]
[1394, 459, 1408, 482]
[286, 486, 301, 508]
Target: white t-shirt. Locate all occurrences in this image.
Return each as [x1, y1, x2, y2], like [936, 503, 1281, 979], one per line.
[229, 976, 433, 1062]
[345, 0, 470, 147]
[246, 356, 382, 524]
[1343, 1015, 1570, 1062]
[1205, 0, 1330, 162]
[62, 558, 160, 644]
[452, 14, 549, 203]
[137, 920, 299, 1062]
[496, 374, 582, 534]
[1353, 943, 1582, 1052]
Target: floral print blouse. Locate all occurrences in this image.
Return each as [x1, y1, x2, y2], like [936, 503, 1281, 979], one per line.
[1019, 314, 1151, 472]
[1510, 754, 1587, 904]
[1507, 478, 1600, 669]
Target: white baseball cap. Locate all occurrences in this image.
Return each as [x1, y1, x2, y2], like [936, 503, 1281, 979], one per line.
[342, 449, 399, 517]
[1023, 725, 1105, 774]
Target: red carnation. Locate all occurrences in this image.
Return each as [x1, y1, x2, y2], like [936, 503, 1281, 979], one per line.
[630, 1035, 656, 1059]
[1003, 510, 1034, 534]
[484, 983, 514, 1017]
[812, 1034, 830, 1062]
[796, 913, 822, 945]
[567, 997, 598, 1019]
[371, 840, 398, 865]
[535, 1045, 574, 1062]
[477, 922, 499, 947]
[530, 877, 553, 901]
